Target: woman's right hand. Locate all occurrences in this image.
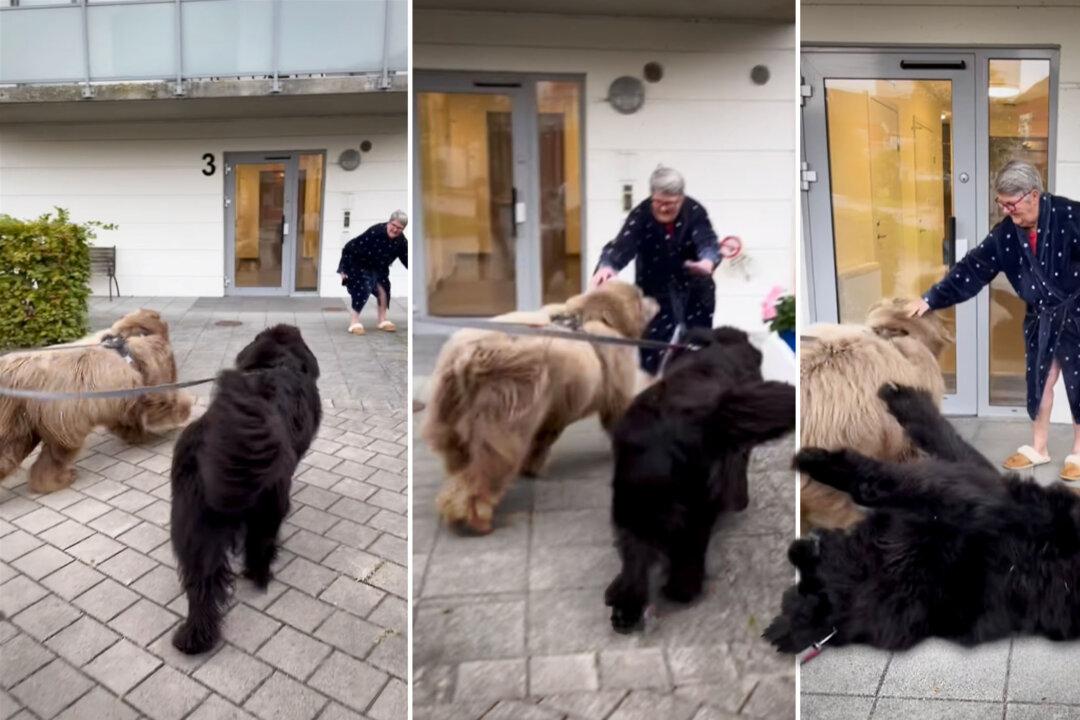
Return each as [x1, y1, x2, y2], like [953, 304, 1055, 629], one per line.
[908, 298, 931, 317]
[590, 266, 617, 288]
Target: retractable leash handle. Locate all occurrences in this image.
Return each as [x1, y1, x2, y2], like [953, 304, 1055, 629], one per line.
[799, 627, 838, 665]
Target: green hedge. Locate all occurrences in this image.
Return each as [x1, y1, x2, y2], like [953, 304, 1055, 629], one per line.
[0, 209, 114, 349]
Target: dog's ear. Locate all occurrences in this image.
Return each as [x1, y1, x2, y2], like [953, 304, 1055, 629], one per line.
[579, 290, 639, 338]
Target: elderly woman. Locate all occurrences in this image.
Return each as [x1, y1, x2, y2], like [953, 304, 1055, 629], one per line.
[590, 166, 722, 375]
[338, 210, 409, 336]
[911, 160, 1080, 478]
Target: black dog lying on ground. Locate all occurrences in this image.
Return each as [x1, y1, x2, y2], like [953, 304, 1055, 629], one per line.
[170, 325, 322, 654]
[605, 327, 796, 632]
[765, 383, 1080, 653]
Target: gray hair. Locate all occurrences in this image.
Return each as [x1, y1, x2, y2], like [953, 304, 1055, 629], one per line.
[649, 166, 685, 196]
[389, 210, 408, 227]
[994, 160, 1043, 197]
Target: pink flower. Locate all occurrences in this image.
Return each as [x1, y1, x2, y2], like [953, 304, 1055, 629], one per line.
[762, 285, 785, 321]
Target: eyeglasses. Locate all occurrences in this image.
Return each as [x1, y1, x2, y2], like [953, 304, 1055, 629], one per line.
[650, 196, 682, 211]
[388, 222, 406, 232]
[996, 189, 1035, 213]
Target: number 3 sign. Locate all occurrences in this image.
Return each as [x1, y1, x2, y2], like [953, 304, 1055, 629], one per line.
[202, 153, 216, 177]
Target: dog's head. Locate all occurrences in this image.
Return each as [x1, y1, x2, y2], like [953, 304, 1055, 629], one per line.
[235, 324, 320, 379]
[568, 281, 659, 339]
[866, 297, 953, 357]
[110, 309, 170, 341]
[672, 325, 762, 372]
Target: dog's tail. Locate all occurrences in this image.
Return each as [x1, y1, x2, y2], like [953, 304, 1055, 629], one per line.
[423, 336, 548, 464]
[200, 370, 295, 514]
[709, 380, 796, 447]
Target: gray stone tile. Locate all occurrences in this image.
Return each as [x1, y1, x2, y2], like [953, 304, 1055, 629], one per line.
[45, 615, 120, 667]
[193, 645, 274, 703]
[423, 549, 527, 596]
[319, 576, 385, 617]
[282, 529, 338, 563]
[84, 638, 163, 694]
[186, 695, 259, 720]
[117, 521, 170, 554]
[126, 665, 209, 720]
[1007, 638, 1080, 704]
[54, 687, 139, 720]
[800, 645, 891, 696]
[0, 576, 48, 616]
[62, 497, 112, 524]
[1008, 703, 1080, 720]
[67, 533, 124, 566]
[873, 698, 1002, 719]
[276, 557, 338, 596]
[740, 674, 794, 718]
[482, 701, 565, 720]
[879, 638, 1010, 701]
[607, 690, 698, 720]
[130, 564, 182, 605]
[11, 595, 81, 641]
[455, 658, 526, 702]
[368, 678, 406, 720]
[599, 649, 672, 691]
[321, 546, 382, 581]
[0, 530, 42, 562]
[414, 600, 526, 665]
[530, 654, 600, 695]
[265, 589, 334, 633]
[41, 562, 105, 603]
[10, 659, 93, 720]
[12, 507, 67, 534]
[11, 544, 72, 580]
[797, 695, 874, 720]
[256, 626, 332, 681]
[221, 604, 282, 653]
[244, 672, 327, 720]
[308, 652, 387, 713]
[109, 598, 178, 646]
[89, 509, 142, 538]
[324, 520, 379, 551]
[38, 520, 95, 550]
[529, 545, 619, 592]
[74, 578, 139, 621]
[0, 633, 55, 687]
[368, 632, 406, 679]
[312, 611, 384, 659]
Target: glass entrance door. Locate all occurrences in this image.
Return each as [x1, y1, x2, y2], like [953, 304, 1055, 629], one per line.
[414, 73, 584, 317]
[803, 52, 978, 414]
[225, 151, 326, 296]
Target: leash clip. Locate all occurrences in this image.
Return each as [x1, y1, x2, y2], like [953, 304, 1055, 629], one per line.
[799, 627, 838, 665]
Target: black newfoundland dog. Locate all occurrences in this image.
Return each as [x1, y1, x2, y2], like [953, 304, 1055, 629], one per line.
[766, 383, 1080, 653]
[605, 327, 796, 632]
[170, 325, 321, 654]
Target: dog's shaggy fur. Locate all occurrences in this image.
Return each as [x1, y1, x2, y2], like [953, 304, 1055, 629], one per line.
[605, 327, 796, 632]
[170, 325, 321, 654]
[800, 298, 952, 530]
[423, 280, 658, 534]
[766, 384, 1080, 652]
[0, 309, 191, 493]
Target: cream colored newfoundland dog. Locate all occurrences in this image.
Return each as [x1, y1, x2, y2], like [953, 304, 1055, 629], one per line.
[0, 309, 192, 493]
[424, 281, 659, 534]
[800, 297, 952, 530]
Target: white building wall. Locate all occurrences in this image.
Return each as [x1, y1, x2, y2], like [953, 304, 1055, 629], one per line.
[803, 1, 1080, 200]
[0, 114, 408, 298]
[415, 10, 797, 332]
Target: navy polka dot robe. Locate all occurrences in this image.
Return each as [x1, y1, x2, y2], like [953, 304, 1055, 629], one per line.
[594, 196, 720, 374]
[337, 223, 408, 313]
[924, 193, 1080, 421]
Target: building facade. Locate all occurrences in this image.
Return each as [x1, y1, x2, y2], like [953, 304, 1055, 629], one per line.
[0, 0, 408, 299]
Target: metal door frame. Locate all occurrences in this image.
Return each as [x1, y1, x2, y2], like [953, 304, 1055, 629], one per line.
[412, 70, 587, 319]
[801, 48, 979, 415]
[224, 150, 326, 297]
[973, 47, 1060, 418]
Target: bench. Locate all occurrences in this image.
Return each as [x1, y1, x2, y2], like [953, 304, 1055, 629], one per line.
[89, 246, 120, 300]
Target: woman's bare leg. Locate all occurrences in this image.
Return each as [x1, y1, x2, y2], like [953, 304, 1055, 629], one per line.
[1033, 359, 1062, 456]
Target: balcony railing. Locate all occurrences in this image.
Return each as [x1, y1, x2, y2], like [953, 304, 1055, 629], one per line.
[0, 0, 407, 94]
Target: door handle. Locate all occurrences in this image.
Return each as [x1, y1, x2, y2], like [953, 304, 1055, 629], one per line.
[944, 216, 956, 266]
[282, 221, 289, 237]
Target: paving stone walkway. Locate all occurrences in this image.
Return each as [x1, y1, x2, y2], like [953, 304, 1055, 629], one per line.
[801, 416, 1080, 720]
[0, 297, 408, 720]
[412, 335, 797, 720]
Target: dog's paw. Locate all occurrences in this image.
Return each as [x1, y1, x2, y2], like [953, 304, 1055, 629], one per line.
[762, 616, 799, 654]
[662, 569, 704, 604]
[877, 383, 932, 417]
[610, 605, 644, 634]
[787, 537, 820, 570]
[793, 448, 837, 475]
[243, 568, 273, 590]
[172, 620, 218, 655]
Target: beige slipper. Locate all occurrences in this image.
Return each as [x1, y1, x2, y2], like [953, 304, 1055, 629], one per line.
[348, 323, 366, 336]
[1002, 445, 1051, 470]
[1061, 454, 1080, 482]
[377, 320, 396, 332]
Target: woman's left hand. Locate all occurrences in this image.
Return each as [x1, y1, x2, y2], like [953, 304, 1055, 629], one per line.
[684, 259, 716, 276]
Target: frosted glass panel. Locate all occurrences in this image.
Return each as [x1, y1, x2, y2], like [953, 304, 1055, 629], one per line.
[385, 0, 407, 72]
[279, 0, 384, 73]
[87, 3, 174, 79]
[182, 0, 273, 77]
[0, 6, 83, 82]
